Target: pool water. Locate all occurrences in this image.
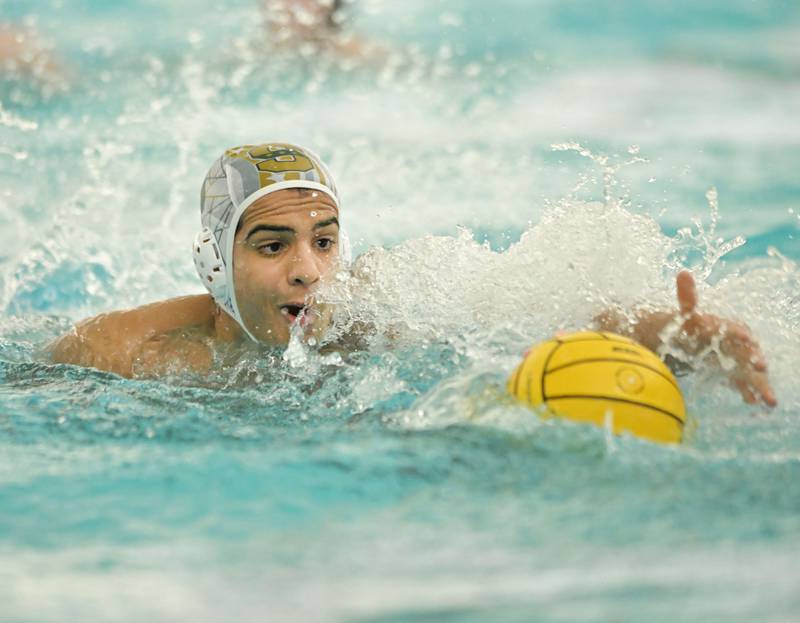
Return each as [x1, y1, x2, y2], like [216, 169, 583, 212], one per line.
[1, 1, 799, 621]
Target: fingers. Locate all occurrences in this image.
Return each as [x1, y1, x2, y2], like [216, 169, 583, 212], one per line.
[676, 270, 698, 317]
[692, 316, 777, 408]
[749, 367, 778, 407]
[720, 322, 777, 407]
[733, 372, 778, 408]
[756, 376, 778, 408]
[722, 322, 767, 371]
[733, 377, 759, 405]
[672, 272, 777, 408]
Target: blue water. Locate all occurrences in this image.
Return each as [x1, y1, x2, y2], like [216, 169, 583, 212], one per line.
[1, 1, 800, 621]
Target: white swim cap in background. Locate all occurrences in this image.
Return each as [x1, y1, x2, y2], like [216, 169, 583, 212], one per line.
[194, 143, 351, 341]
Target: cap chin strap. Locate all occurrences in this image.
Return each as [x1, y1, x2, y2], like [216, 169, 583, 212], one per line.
[193, 181, 349, 343]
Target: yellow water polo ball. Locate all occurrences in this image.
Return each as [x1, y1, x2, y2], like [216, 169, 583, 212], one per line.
[507, 331, 687, 444]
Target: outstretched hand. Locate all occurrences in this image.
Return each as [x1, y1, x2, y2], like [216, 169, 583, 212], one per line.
[674, 270, 776, 407]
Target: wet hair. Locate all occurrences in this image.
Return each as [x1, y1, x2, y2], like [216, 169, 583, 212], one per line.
[326, 0, 348, 31]
[264, 0, 350, 32]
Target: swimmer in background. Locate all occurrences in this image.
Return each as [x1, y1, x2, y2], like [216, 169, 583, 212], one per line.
[0, 23, 61, 82]
[47, 142, 777, 408]
[261, 0, 378, 59]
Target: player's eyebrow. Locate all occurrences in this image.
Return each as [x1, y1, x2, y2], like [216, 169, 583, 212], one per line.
[245, 224, 295, 240]
[313, 217, 339, 231]
[245, 218, 338, 240]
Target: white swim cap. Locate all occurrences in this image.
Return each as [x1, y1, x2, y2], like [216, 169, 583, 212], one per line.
[193, 143, 351, 342]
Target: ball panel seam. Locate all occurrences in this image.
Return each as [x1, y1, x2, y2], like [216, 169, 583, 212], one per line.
[544, 357, 680, 392]
[540, 340, 564, 403]
[545, 394, 685, 426]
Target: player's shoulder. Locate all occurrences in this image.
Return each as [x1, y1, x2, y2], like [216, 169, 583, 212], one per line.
[105, 295, 217, 377]
[131, 326, 214, 378]
[48, 311, 134, 376]
[48, 294, 217, 378]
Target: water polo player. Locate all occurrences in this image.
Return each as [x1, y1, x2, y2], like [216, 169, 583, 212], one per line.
[47, 142, 776, 407]
[49, 143, 349, 377]
[261, 0, 376, 59]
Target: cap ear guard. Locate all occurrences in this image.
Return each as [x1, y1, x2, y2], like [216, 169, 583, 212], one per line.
[193, 227, 228, 303]
[192, 227, 260, 343]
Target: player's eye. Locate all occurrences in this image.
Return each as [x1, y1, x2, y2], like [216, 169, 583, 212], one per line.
[316, 237, 336, 251]
[258, 241, 284, 255]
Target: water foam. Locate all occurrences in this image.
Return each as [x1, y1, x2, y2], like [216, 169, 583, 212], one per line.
[310, 155, 800, 428]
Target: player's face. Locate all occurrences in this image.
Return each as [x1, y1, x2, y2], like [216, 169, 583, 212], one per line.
[231, 188, 340, 345]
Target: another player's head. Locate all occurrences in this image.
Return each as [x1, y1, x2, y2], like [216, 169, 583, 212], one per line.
[194, 143, 350, 345]
[263, 0, 348, 40]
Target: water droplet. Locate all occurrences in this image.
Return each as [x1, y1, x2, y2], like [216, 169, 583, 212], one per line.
[464, 63, 481, 78]
[438, 12, 463, 27]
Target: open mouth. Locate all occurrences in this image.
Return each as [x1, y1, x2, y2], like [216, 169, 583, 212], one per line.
[280, 303, 317, 327]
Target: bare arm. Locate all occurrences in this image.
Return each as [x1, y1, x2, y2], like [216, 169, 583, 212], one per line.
[595, 271, 776, 408]
[48, 295, 216, 378]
